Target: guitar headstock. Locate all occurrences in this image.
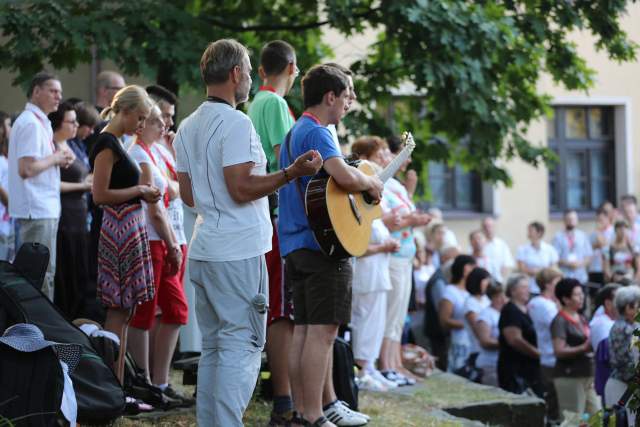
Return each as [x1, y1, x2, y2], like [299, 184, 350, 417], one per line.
[402, 131, 416, 151]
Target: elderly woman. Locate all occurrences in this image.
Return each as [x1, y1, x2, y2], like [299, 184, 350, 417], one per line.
[551, 278, 600, 417]
[497, 274, 544, 397]
[349, 136, 401, 390]
[604, 285, 640, 425]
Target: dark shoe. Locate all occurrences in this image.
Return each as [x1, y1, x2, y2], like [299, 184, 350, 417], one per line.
[163, 384, 195, 408]
[268, 410, 294, 426]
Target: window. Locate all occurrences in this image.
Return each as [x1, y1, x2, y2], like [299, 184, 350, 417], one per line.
[548, 106, 614, 212]
[428, 162, 482, 211]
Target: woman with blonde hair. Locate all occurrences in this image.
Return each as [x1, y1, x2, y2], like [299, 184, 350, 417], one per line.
[90, 85, 160, 383]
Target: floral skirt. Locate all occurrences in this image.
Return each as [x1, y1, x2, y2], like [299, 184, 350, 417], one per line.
[97, 203, 154, 309]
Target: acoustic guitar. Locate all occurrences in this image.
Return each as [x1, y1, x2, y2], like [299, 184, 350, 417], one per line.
[305, 132, 416, 259]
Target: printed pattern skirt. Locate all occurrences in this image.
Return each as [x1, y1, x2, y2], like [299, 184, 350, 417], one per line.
[97, 202, 154, 309]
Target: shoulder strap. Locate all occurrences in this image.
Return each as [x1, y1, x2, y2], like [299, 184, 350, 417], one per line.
[285, 131, 306, 208]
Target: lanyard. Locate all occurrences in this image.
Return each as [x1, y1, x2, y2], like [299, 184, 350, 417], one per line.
[28, 110, 56, 153]
[566, 231, 575, 251]
[206, 95, 232, 107]
[153, 147, 178, 181]
[302, 111, 321, 124]
[559, 310, 590, 338]
[259, 85, 296, 120]
[135, 140, 170, 208]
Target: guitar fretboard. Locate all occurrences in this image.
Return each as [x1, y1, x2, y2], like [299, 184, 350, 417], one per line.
[378, 140, 415, 183]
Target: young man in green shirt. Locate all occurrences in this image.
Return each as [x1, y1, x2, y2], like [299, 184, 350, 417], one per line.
[247, 40, 299, 426]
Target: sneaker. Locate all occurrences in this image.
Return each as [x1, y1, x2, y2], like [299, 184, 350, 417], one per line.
[393, 371, 416, 386]
[323, 400, 368, 426]
[355, 373, 387, 392]
[381, 370, 410, 387]
[368, 369, 398, 389]
[336, 401, 370, 422]
[162, 384, 195, 408]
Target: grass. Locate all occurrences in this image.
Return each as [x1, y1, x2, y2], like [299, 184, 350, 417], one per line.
[112, 370, 482, 426]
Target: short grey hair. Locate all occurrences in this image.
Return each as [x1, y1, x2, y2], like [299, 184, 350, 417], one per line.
[200, 39, 249, 85]
[506, 274, 528, 298]
[614, 285, 640, 315]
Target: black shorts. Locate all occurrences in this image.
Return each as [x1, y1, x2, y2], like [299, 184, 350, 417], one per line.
[284, 249, 352, 325]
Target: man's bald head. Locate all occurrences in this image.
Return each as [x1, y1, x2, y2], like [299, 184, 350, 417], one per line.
[96, 70, 125, 109]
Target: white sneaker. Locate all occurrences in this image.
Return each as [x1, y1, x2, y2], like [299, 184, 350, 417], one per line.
[368, 369, 398, 389]
[356, 373, 387, 392]
[336, 401, 370, 422]
[324, 400, 368, 426]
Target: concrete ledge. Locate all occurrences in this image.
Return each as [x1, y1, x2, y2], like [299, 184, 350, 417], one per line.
[386, 371, 545, 426]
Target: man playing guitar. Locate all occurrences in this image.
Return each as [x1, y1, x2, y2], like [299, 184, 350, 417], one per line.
[279, 65, 382, 427]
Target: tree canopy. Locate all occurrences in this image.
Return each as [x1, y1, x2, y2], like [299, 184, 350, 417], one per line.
[1, 0, 637, 186]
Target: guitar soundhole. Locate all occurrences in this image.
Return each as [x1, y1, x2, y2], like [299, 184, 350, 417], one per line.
[362, 192, 374, 205]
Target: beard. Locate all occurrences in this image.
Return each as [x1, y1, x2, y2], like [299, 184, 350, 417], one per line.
[234, 79, 251, 105]
[566, 224, 576, 231]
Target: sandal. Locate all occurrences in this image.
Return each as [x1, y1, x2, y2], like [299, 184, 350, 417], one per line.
[304, 415, 332, 427]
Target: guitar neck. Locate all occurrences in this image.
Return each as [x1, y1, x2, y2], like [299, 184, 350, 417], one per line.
[378, 145, 413, 183]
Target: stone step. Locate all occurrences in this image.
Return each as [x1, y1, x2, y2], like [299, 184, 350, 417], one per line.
[382, 371, 545, 426]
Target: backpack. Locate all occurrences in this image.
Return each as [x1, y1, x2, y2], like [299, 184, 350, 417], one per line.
[0, 344, 64, 426]
[0, 244, 125, 425]
[333, 335, 358, 411]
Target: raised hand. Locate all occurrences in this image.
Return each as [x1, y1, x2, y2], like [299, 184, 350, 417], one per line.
[404, 169, 418, 196]
[290, 150, 323, 178]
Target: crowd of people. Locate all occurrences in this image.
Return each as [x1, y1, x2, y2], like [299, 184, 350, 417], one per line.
[0, 70, 193, 408]
[412, 204, 640, 424]
[1, 37, 639, 427]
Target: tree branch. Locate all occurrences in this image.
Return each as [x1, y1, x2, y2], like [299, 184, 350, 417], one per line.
[198, 7, 380, 32]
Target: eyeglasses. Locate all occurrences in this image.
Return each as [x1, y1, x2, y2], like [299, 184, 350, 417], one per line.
[63, 120, 79, 126]
[106, 86, 124, 91]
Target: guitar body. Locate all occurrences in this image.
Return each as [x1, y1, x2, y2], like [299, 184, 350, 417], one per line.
[305, 161, 382, 259]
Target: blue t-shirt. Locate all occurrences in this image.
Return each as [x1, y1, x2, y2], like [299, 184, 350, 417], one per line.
[278, 115, 342, 257]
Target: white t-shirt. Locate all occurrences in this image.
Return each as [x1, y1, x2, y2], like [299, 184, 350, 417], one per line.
[552, 229, 593, 283]
[589, 312, 615, 350]
[516, 242, 559, 294]
[152, 144, 187, 245]
[476, 306, 500, 368]
[174, 102, 272, 262]
[464, 295, 490, 354]
[129, 143, 168, 242]
[0, 156, 12, 236]
[8, 103, 61, 219]
[442, 285, 470, 346]
[483, 237, 515, 283]
[527, 295, 558, 368]
[353, 219, 392, 294]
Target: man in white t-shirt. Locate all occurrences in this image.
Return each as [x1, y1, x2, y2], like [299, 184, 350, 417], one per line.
[552, 209, 593, 284]
[516, 222, 559, 294]
[481, 217, 515, 283]
[469, 229, 503, 281]
[8, 72, 75, 300]
[174, 39, 321, 427]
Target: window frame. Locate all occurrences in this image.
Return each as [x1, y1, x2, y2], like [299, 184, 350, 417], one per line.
[548, 105, 615, 213]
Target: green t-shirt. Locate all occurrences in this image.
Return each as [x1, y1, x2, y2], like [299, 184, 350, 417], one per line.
[247, 90, 295, 172]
